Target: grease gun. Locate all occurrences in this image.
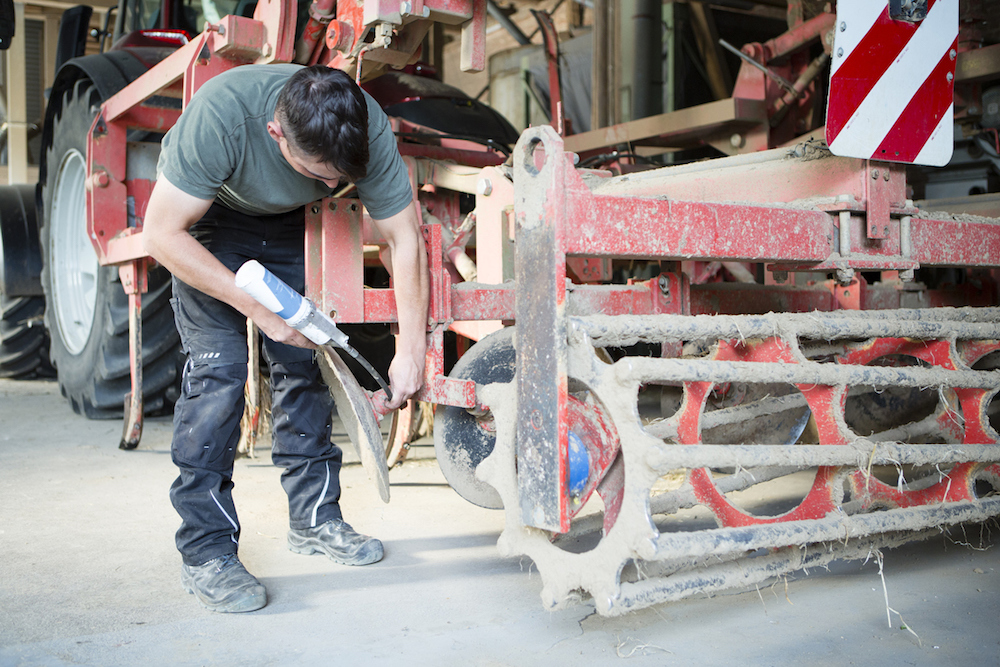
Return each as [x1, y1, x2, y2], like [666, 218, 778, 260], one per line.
[234, 259, 393, 401]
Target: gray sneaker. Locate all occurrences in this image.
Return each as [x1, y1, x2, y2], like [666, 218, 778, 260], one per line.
[181, 553, 267, 613]
[288, 519, 384, 565]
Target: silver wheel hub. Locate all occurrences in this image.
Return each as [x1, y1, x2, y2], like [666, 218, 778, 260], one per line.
[50, 148, 98, 355]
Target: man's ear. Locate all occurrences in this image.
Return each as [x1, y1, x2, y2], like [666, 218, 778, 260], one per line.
[267, 120, 283, 142]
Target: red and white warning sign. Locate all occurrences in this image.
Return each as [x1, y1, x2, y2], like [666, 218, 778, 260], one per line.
[826, 0, 958, 167]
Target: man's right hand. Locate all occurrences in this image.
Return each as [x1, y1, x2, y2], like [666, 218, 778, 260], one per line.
[253, 309, 317, 350]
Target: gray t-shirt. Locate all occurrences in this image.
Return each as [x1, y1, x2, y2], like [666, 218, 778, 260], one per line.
[157, 64, 412, 219]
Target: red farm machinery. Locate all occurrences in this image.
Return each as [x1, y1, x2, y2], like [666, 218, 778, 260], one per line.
[2, 0, 1000, 614]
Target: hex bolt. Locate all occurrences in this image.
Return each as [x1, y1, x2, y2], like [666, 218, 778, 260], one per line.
[884, 170, 890, 181]
[950, 49, 957, 60]
[871, 169, 880, 179]
[837, 47, 844, 58]
[477, 178, 493, 196]
[840, 21, 846, 31]
[311, 204, 320, 214]
[947, 72, 954, 82]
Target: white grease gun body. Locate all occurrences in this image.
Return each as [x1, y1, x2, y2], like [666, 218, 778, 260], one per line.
[234, 259, 393, 401]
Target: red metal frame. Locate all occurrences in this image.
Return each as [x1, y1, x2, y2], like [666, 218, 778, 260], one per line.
[84, 0, 1000, 546]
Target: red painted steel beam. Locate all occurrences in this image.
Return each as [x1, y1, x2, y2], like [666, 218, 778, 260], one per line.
[763, 11, 835, 61]
[565, 195, 835, 262]
[119, 106, 183, 133]
[909, 216, 1000, 267]
[102, 34, 209, 122]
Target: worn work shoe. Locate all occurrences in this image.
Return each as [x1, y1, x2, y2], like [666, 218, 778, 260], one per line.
[181, 553, 267, 613]
[288, 519, 384, 565]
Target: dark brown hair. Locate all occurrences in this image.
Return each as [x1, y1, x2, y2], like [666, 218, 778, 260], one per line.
[275, 66, 369, 181]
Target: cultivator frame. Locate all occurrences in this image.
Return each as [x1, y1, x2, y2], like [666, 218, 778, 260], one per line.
[299, 121, 1000, 613]
[465, 126, 1000, 613]
[83, 0, 1000, 614]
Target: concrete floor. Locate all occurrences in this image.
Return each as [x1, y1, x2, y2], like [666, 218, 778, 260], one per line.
[1, 376, 999, 666]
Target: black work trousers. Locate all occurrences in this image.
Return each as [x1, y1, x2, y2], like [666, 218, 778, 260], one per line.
[169, 203, 344, 567]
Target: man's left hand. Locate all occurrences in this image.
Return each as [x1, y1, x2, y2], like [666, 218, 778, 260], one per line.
[385, 347, 425, 410]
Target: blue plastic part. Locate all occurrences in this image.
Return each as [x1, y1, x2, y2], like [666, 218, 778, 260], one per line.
[567, 430, 590, 497]
[258, 265, 305, 320]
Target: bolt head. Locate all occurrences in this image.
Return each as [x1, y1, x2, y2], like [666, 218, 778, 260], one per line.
[840, 21, 847, 31]
[872, 169, 880, 179]
[477, 178, 493, 196]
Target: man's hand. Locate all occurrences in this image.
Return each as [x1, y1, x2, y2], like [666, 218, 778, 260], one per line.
[253, 309, 317, 350]
[385, 346, 425, 410]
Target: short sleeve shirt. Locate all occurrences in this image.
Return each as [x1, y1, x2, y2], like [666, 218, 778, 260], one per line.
[157, 64, 412, 220]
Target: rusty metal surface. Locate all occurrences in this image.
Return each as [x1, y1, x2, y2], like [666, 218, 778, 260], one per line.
[512, 128, 570, 533]
[955, 42, 1000, 82]
[318, 346, 390, 503]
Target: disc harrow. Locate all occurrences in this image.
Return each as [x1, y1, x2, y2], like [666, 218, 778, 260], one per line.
[477, 306, 1000, 615]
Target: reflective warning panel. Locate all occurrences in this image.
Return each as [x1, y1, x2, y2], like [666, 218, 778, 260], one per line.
[826, 0, 958, 167]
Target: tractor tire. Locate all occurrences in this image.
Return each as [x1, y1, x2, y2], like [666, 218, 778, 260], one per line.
[40, 80, 182, 418]
[0, 293, 54, 378]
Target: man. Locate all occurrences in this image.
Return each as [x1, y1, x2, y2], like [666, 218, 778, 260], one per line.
[143, 64, 428, 613]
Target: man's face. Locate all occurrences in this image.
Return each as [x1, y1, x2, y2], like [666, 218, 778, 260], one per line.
[268, 120, 344, 189]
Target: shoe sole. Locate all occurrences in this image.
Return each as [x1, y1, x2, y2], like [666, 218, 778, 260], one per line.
[287, 536, 384, 566]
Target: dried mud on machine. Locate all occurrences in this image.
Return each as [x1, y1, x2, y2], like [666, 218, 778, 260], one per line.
[6, 0, 1000, 616]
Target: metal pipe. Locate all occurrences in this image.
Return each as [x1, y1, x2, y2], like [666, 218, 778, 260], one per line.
[632, 0, 662, 120]
[646, 496, 1000, 562]
[719, 37, 796, 93]
[624, 356, 1000, 390]
[613, 528, 935, 614]
[486, 0, 531, 46]
[571, 308, 1000, 346]
[591, 0, 610, 129]
[644, 442, 1000, 473]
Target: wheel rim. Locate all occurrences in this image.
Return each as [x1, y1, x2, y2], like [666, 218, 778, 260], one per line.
[50, 148, 98, 355]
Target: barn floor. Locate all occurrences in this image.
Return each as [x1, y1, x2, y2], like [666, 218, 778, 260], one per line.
[1, 377, 998, 666]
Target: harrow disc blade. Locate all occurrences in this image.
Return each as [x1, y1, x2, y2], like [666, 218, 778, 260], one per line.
[433, 327, 517, 509]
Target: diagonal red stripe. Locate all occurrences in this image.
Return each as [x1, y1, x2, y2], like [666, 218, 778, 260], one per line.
[826, 3, 934, 144]
[870, 38, 957, 162]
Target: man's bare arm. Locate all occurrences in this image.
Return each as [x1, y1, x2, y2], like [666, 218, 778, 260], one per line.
[371, 201, 429, 409]
[142, 176, 315, 349]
